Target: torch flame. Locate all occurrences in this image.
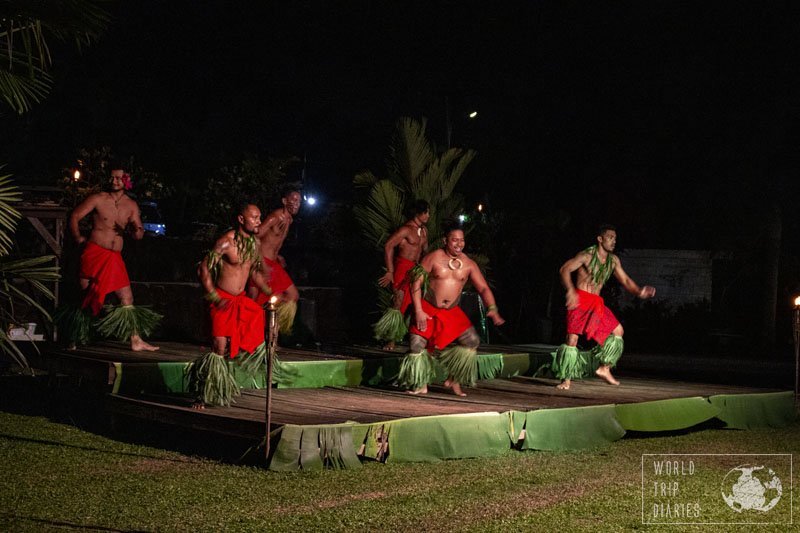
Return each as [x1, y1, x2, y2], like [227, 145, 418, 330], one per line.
[269, 296, 278, 305]
[794, 295, 800, 308]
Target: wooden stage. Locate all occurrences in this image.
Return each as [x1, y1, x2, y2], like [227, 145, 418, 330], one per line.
[30, 340, 795, 468]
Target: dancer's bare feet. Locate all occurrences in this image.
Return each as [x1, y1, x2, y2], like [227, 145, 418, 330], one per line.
[595, 365, 620, 386]
[131, 335, 159, 351]
[443, 379, 467, 397]
[556, 379, 571, 390]
[407, 385, 428, 395]
[191, 400, 206, 410]
[67, 342, 77, 351]
[382, 341, 396, 352]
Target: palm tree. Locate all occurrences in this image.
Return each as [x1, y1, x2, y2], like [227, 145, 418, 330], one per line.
[0, 1, 109, 369]
[0, 0, 110, 114]
[353, 117, 476, 249]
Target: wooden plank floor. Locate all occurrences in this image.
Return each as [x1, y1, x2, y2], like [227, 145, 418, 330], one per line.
[107, 376, 780, 440]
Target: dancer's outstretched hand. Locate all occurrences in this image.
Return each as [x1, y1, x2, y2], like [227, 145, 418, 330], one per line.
[639, 286, 656, 299]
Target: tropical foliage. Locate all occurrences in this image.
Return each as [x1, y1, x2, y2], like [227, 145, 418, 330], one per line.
[0, 0, 111, 114]
[203, 156, 299, 228]
[0, 169, 59, 370]
[353, 117, 476, 249]
[61, 146, 173, 205]
[0, 1, 109, 368]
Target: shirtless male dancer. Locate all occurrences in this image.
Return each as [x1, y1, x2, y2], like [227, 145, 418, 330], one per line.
[65, 165, 160, 351]
[191, 203, 273, 408]
[554, 224, 655, 390]
[248, 185, 302, 335]
[374, 199, 430, 350]
[399, 224, 504, 396]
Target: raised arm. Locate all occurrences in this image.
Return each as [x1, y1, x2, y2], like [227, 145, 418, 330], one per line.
[378, 227, 409, 287]
[613, 257, 656, 299]
[469, 262, 505, 326]
[69, 194, 99, 243]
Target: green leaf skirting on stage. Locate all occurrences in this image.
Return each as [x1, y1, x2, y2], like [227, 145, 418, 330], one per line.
[520, 404, 626, 451]
[270, 424, 362, 471]
[111, 352, 522, 394]
[708, 391, 796, 429]
[614, 396, 720, 432]
[384, 412, 512, 463]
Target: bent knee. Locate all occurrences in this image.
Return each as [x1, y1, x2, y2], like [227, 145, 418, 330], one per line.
[612, 324, 624, 337]
[409, 334, 427, 353]
[459, 328, 480, 350]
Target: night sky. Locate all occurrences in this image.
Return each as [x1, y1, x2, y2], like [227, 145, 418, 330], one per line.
[4, 1, 800, 250]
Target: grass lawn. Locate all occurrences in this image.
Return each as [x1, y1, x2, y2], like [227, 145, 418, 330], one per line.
[0, 380, 797, 531]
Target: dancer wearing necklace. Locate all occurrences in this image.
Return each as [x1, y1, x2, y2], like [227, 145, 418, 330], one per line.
[60, 164, 160, 351]
[553, 224, 655, 390]
[398, 224, 504, 397]
[247, 185, 302, 337]
[374, 200, 430, 350]
[190, 203, 274, 409]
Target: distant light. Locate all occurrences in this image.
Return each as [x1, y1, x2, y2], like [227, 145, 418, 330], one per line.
[73, 170, 81, 182]
[458, 214, 467, 223]
[269, 295, 279, 305]
[468, 111, 478, 119]
[306, 195, 317, 206]
[477, 204, 483, 212]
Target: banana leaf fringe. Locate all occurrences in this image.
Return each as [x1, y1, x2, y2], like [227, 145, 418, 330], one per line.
[270, 425, 362, 471]
[596, 335, 624, 367]
[373, 307, 408, 343]
[276, 300, 297, 335]
[187, 351, 240, 407]
[95, 304, 162, 341]
[477, 353, 504, 380]
[397, 350, 435, 390]
[54, 304, 93, 346]
[438, 345, 478, 387]
[237, 343, 298, 385]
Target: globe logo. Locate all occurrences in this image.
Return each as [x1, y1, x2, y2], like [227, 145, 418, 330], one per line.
[721, 465, 782, 513]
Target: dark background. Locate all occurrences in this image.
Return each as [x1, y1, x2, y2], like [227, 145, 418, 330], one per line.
[5, 1, 800, 349]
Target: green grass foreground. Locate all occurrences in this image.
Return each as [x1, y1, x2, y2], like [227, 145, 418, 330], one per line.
[1, 410, 798, 532]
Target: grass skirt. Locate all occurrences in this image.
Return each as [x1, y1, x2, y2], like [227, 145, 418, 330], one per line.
[276, 300, 297, 335]
[397, 350, 435, 390]
[187, 351, 240, 407]
[95, 304, 162, 341]
[373, 307, 408, 343]
[54, 304, 94, 346]
[237, 342, 298, 385]
[438, 345, 478, 387]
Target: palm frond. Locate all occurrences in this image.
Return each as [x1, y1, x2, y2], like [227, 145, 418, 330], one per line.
[0, 172, 22, 255]
[353, 170, 379, 189]
[353, 180, 405, 248]
[389, 117, 434, 188]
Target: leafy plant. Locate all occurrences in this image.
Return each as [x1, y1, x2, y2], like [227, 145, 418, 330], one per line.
[0, 169, 60, 370]
[353, 117, 476, 249]
[61, 146, 173, 206]
[0, 0, 111, 114]
[202, 156, 299, 228]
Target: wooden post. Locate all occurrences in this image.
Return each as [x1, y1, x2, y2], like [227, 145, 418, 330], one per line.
[265, 297, 278, 463]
